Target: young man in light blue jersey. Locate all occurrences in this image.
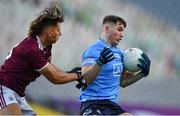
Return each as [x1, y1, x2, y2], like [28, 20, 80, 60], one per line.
[79, 15, 151, 115]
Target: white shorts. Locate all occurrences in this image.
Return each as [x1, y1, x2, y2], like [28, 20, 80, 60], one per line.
[0, 85, 36, 115]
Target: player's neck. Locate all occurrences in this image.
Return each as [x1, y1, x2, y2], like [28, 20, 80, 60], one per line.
[38, 35, 48, 48]
[100, 34, 113, 47]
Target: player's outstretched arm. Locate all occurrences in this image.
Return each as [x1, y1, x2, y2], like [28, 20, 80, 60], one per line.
[40, 63, 78, 84]
[82, 47, 114, 85]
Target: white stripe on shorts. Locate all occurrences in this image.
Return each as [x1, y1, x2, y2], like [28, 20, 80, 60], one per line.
[0, 85, 7, 109]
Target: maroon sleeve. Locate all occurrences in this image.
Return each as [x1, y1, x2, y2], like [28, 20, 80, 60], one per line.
[46, 44, 52, 58]
[27, 47, 49, 71]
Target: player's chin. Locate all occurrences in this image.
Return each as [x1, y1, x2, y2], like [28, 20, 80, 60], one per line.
[53, 37, 60, 43]
[51, 39, 58, 44]
[114, 41, 119, 46]
[112, 42, 118, 47]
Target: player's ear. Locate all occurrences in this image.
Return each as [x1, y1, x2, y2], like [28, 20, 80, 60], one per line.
[104, 25, 111, 33]
[47, 28, 52, 37]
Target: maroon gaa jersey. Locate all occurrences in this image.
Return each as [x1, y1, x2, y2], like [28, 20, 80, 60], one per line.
[0, 36, 52, 97]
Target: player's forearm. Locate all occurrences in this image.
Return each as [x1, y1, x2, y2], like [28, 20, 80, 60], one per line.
[51, 65, 78, 84]
[120, 71, 143, 88]
[48, 71, 78, 84]
[54, 72, 78, 84]
[82, 63, 101, 85]
[41, 64, 78, 84]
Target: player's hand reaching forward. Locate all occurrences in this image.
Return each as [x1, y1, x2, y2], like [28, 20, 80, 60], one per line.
[67, 67, 86, 89]
[137, 53, 151, 77]
[96, 47, 115, 66]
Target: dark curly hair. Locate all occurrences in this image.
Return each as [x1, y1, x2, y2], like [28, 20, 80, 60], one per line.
[28, 5, 64, 37]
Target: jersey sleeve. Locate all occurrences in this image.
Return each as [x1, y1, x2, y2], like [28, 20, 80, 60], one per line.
[81, 47, 98, 67]
[45, 44, 52, 58]
[27, 48, 49, 71]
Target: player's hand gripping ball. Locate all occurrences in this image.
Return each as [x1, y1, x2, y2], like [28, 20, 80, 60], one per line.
[137, 53, 151, 77]
[123, 48, 151, 76]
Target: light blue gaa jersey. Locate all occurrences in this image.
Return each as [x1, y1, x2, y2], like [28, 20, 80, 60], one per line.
[79, 38, 124, 103]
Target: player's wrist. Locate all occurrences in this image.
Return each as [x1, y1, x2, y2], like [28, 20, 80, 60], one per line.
[76, 76, 86, 89]
[76, 72, 81, 81]
[72, 73, 79, 80]
[96, 59, 103, 66]
[136, 71, 146, 78]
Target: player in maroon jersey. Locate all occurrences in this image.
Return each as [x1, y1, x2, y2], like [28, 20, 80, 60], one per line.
[0, 5, 82, 115]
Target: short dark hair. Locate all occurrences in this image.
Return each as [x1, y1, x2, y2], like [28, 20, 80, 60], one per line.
[103, 15, 126, 28]
[28, 5, 64, 37]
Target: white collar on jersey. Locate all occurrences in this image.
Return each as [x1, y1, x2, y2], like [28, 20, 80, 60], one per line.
[36, 36, 46, 50]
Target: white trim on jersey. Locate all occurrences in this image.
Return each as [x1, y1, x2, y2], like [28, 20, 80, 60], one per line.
[36, 36, 46, 50]
[82, 58, 96, 66]
[35, 62, 49, 72]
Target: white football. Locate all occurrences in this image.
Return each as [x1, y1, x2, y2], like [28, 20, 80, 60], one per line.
[123, 48, 143, 72]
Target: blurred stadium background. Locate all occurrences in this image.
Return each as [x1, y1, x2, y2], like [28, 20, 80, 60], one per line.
[0, 0, 180, 115]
